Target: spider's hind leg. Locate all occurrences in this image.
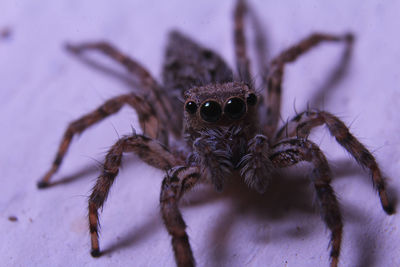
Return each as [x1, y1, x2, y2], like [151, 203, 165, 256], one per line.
[233, 0, 270, 89]
[65, 41, 180, 138]
[37, 93, 163, 188]
[233, 0, 253, 85]
[264, 32, 353, 138]
[275, 110, 394, 214]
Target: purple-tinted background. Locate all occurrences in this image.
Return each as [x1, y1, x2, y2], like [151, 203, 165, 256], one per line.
[1, 1, 400, 266]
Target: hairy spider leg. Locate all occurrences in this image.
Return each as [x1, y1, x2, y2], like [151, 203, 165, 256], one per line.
[37, 94, 160, 188]
[89, 134, 180, 256]
[271, 139, 342, 267]
[66, 41, 177, 139]
[233, 0, 270, 89]
[264, 33, 354, 138]
[275, 110, 394, 214]
[160, 166, 201, 267]
[233, 0, 253, 86]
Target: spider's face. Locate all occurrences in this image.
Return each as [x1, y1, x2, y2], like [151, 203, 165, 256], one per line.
[183, 82, 258, 131]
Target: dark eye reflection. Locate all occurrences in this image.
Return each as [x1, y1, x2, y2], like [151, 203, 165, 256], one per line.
[200, 101, 222, 122]
[224, 97, 246, 120]
[185, 101, 197, 114]
[246, 93, 257, 106]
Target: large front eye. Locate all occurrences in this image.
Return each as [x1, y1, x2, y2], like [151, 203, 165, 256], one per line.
[200, 101, 222, 122]
[224, 97, 246, 120]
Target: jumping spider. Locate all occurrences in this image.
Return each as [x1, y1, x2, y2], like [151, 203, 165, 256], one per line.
[38, 0, 394, 266]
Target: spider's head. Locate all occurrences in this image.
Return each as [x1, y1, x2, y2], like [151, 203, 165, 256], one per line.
[183, 82, 258, 132]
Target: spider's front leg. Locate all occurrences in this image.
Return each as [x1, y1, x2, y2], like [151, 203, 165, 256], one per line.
[88, 134, 181, 256]
[275, 110, 394, 214]
[271, 139, 342, 267]
[160, 166, 200, 267]
[37, 93, 162, 188]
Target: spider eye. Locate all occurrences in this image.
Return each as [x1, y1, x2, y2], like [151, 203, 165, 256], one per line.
[185, 101, 197, 114]
[224, 97, 246, 120]
[246, 93, 257, 106]
[200, 101, 222, 122]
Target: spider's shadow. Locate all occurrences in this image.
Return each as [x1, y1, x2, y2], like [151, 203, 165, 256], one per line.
[308, 35, 354, 109]
[100, 212, 163, 257]
[44, 164, 99, 187]
[181, 159, 392, 267]
[64, 44, 143, 94]
[45, 144, 396, 267]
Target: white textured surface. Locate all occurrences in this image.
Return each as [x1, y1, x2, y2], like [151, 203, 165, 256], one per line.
[1, 1, 399, 267]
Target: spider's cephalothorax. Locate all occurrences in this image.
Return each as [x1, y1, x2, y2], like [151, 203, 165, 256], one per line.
[184, 82, 259, 132]
[38, 1, 394, 266]
[183, 82, 265, 192]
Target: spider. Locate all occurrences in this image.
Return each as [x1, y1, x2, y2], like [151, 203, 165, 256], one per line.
[38, 0, 394, 266]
